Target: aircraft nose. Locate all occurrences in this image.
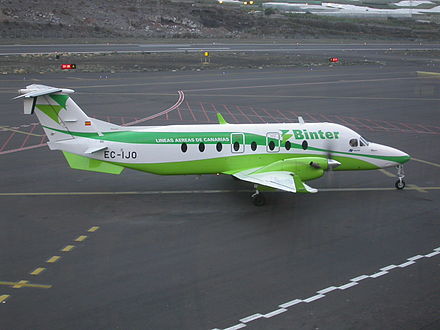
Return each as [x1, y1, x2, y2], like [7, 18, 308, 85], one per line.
[394, 148, 411, 164]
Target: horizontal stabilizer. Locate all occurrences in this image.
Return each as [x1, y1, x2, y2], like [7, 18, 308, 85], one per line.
[63, 152, 124, 175]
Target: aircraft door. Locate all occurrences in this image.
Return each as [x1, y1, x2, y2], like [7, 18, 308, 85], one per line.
[231, 133, 245, 153]
[266, 132, 280, 152]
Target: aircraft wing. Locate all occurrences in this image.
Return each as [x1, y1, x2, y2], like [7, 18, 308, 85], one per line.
[233, 169, 318, 193]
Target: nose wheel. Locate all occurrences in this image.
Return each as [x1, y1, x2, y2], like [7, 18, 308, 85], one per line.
[395, 164, 406, 190]
[251, 190, 266, 206]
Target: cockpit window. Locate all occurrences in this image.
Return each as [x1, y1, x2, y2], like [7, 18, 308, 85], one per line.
[349, 139, 358, 147]
[359, 136, 369, 146]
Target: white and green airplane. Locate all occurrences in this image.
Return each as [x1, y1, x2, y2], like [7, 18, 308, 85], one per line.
[16, 84, 410, 205]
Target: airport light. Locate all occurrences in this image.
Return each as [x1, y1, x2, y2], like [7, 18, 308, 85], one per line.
[61, 64, 77, 70]
[329, 57, 339, 63]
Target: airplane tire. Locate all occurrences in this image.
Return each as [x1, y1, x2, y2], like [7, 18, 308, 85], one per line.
[252, 193, 266, 206]
[395, 179, 405, 190]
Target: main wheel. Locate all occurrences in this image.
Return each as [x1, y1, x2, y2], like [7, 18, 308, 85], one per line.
[252, 193, 266, 206]
[395, 179, 405, 190]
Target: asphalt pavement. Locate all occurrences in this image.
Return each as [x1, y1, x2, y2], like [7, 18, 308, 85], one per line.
[0, 58, 439, 330]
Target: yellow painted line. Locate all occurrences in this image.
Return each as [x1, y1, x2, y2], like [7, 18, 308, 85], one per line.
[412, 158, 440, 168]
[88, 226, 100, 232]
[0, 188, 440, 197]
[0, 294, 10, 303]
[417, 71, 440, 77]
[61, 245, 75, 252]
[30, 267, 45, 276]
[408, 184, 428, 193]
[12, 280, 28, 289]
[46, 256, 61, 263]
[379, 169, 395, 178]
[0, 281, 51, 289]
[75, 235, 87, 242]
[0, 126, 43, 137]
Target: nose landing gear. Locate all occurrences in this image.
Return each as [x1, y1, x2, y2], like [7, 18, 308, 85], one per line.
[395, 164, 406, 190]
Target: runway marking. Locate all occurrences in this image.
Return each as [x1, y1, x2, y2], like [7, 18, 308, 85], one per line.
[184, 76, 436, 94]
[182, 92, 440, 102]
[0, 294, 10, 303]
[0, 186, 439, 197]
[0, 143, 47, 156]
[46, 256, 61, 263]
[407, 184, 428, 193]
[88, 226, 100, 232]
[12, 280, 28, 289]
[412, 158, 440, 168]
[30, 267, 45, 276]
[75, 235, 87, 242]
[0, 126, 43, 137]
[61, 245, 75, 252]
[214, 245, 440, 330]
[378, 169, 395, 177]
[0, 281, 51, 289]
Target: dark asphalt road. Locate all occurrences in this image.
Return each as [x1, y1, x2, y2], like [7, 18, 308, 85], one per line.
[0, 61, 439, 330]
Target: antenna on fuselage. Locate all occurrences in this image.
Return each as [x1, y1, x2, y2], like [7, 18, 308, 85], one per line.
[298, 116, 305, 124]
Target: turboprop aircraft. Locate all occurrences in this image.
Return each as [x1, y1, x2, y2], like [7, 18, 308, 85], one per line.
[15, 84, 410, 206]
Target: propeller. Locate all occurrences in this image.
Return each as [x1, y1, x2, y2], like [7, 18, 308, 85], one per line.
[323, 140, 341, 187]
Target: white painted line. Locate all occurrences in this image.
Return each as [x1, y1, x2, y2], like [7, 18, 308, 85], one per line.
[303, 294, 325, 303]
[279, 299, 302, 308]
[380, 265, 397, 271]
[216, 245, 440, 330]
[317, 286, 338, 294]
[369, 271, 388, 278]
[398, 261, 416, 268]
[338, 282, 359, 290]
[264, 308, 287, 318]
[224, 324, 246, 330]
[239, 314, 263, 323]
[350, 275, 369, 282]
[407, 255, 424, 261]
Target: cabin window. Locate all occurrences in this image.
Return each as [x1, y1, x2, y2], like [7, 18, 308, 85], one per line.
[199, 143, 205, 152]
[360, 136, 369, 146]
[251, 141, 257, 151]
[285, 141, 291, 151]
[181, 143, 188, 153]
[302, 140, 308, 150]
[216, 142, 222, 152]
[349, 139, 358, 147]
[233, 141, 240, 152]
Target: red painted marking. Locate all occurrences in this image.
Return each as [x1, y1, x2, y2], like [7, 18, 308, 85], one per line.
[222, 105, 238, 123]
[333, 115, 359, 130]
[0, 132, 16, 152]
[249, 106, 265, 123]
[124, 91, 184, 126]
[305, 113, 318, 122]
[0, 143, 47, 155]
[19, 124, 38, 148]
[261, 108, 279, 122]
[348, 117, 373, 131]
[200, 103, 211, 122]
[235, 105, 253, 123]
[275, 109, 290, 122]
[186, 101, 197, 121]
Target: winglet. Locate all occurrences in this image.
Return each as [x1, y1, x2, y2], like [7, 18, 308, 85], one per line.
[216, 113, 228, 125]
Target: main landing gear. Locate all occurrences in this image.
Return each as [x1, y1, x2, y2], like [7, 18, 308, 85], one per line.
[251, 189, 266, 206]
[395, 164, 406, 190]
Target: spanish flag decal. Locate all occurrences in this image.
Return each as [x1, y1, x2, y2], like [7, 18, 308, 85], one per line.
[85, 121, 91, 126]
